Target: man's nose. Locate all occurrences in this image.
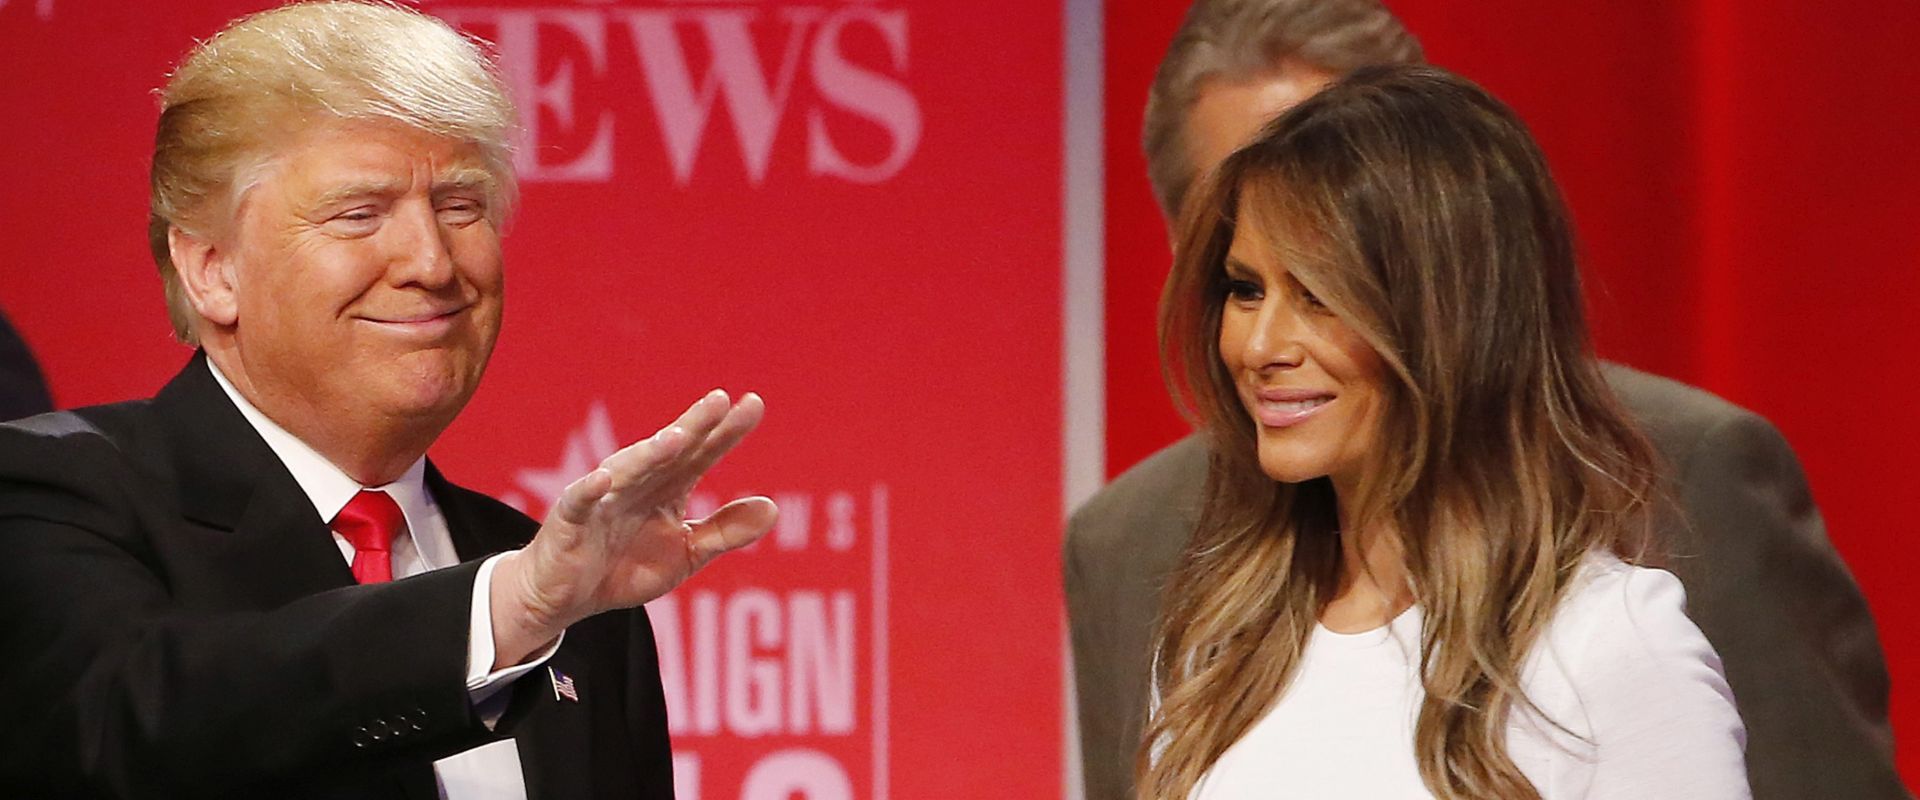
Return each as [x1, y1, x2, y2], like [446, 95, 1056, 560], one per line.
[386, 201, 457, 288]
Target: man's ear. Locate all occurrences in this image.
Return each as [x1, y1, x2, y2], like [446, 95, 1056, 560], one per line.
[168, 226, 240, 327]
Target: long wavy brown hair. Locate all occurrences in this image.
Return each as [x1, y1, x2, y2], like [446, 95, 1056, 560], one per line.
[1139, 64, 1661, 799]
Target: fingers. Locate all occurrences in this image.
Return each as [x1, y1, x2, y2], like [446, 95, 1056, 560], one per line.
[598, 390, 730, 492]
[602, 390, 765, 500]
[686, 496, 779, 564]
[550, 468, 614, 526]
[662, 392, 765, 498]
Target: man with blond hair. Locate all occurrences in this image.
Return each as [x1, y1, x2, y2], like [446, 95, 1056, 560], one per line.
[1065, 1, 1902, 798]
[0, 4, 773, 797]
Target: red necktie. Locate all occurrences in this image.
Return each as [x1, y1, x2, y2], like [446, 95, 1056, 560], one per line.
[333, 490, 406, 584]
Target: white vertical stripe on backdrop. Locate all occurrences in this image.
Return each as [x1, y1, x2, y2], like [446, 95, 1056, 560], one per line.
[872, 484, 891, 800]
[1061, 0, 1106, 797]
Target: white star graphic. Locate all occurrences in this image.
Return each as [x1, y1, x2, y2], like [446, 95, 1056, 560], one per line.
[0, 0, 58, 20]
[505, 401, 619, 519]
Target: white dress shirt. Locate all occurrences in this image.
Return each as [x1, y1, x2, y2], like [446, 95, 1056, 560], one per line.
[210, 362, 561, 800]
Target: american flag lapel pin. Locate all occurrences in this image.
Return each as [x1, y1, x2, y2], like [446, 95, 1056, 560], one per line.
[548, 666, 580, 703]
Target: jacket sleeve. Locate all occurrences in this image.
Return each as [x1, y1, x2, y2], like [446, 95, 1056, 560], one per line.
[0, 423, 494, 798]
[1665, 410, 1907, 799]
[1064, 504, 1131, 800]
[1063, 435, 1210, 800]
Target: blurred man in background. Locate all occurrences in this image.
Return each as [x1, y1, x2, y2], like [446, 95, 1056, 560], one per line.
[1063, 2, 1903, 798]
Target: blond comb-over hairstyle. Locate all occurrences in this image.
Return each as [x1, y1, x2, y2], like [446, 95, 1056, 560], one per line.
[150, 1, 517, 343]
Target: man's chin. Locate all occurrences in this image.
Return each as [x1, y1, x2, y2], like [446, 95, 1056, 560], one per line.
[367, 361, 485, 424]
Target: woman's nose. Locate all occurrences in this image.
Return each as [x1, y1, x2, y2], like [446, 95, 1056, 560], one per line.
[1243, 300, 1306, 370]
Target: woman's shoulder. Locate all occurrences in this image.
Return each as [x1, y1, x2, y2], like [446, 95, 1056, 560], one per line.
[1551, 551, 1705, 659]
[1510, 549, 1750, 796]
[1531, 551, 1730, 695]
[1522, 551, 1740, 737]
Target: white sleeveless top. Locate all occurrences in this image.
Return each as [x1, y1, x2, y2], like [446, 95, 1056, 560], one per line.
[1190, 555, 1750, 799]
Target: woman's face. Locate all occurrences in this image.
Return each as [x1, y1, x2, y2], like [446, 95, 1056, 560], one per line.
[1217, 203, 1388, 494]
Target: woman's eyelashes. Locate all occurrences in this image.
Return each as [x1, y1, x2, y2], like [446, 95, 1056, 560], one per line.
[1225, 277, 1264, 304]
[1221, 274, 1328, 314]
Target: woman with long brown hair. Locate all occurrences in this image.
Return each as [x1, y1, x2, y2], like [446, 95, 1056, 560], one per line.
[1140, 64, 1749, 799]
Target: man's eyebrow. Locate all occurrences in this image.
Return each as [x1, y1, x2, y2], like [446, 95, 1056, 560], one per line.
[433, 166, 498, 195]
[309, 178, 409, 210]
[306, 167, 499, 210]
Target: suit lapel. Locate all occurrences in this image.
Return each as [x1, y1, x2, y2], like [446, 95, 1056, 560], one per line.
[150, 352, 355, 605]
[501, 648, 597, 800]
[428, 465, 596, 800]
[429, 463, 537, 561]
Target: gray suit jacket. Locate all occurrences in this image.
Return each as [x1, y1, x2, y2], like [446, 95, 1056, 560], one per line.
[1065, 364, 1905, 800]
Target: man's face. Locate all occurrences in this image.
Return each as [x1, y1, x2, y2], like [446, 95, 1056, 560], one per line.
[1184, 59, 1338, 200]
[221, 117, 504, 442]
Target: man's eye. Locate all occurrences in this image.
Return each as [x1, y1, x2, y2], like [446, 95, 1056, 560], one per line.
[1224, 279, 1262, 303]
[323, 209, 382, 235]
[437, 201, 486, 225]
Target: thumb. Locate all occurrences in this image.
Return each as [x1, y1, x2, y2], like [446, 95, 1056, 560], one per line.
[687, 496, 779, 564]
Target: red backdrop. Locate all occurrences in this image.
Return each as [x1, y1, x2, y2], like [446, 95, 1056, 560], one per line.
[5, 0, 1918, 794]
[0, 1, 1063, 797]
[1107, 0, 1920, 788]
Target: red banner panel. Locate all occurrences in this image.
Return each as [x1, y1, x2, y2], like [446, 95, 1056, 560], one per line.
[0, 1, 1067, 797]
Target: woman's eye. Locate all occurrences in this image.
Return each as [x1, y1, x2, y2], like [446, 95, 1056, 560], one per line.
[1300, 288, 1327, 310]
[1224, 279, 1262, 302]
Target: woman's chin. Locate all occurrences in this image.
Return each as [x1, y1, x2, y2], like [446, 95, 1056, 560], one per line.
[1255, 459, 1326, 485]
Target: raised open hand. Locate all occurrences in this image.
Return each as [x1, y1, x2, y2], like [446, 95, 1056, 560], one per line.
[489, 390, 777, 666]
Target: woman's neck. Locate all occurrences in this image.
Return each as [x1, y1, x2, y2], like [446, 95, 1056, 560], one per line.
[1321, 484, 1414, 634]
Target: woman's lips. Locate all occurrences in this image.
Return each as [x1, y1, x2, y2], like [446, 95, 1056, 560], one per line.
[1248, 388, 1334, 428]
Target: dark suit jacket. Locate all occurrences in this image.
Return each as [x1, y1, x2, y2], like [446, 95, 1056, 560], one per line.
[0, 354, 674, 799]
[0, 309, 53, 421]
[1065, 364, 1906, 800]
